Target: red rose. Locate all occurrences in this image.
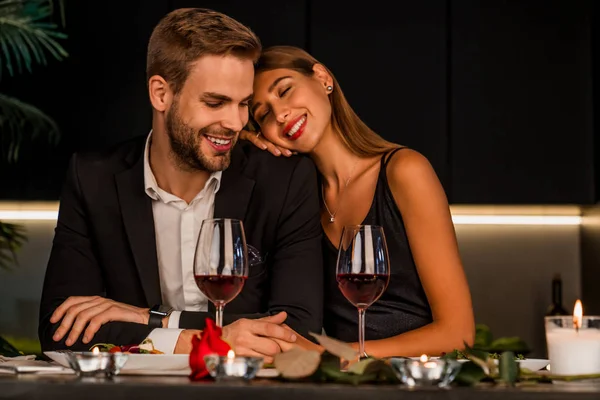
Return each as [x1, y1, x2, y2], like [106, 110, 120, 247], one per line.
[189, 318, 232, 380]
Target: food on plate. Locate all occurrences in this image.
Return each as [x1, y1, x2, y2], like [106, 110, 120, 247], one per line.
[91, 338, 164, 354]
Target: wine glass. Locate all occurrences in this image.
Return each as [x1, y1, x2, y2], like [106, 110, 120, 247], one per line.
[193, 218, 249, 328]
[336, 225, 390, 359]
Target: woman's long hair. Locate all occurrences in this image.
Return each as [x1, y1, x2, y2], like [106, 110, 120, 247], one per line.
[254, 46, 401, 157]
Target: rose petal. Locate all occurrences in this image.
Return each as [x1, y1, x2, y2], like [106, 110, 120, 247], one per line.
[189, 318, 232, 381]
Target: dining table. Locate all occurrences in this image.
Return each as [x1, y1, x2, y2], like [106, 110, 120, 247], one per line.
[2, 373, 600, 400]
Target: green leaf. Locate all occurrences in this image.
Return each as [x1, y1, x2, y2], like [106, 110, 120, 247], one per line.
[462, 341, 493, 368]
[0, 221, 26, 271]
[309, 332, 359, 361]
[0, 32, 14, 77]
[441, 349, 463, 360]
[488, 337, 530, 353]
[274, 347, 321, 379]
[89, 343, 116, 352]
[274, 348, 401, 385]
[3, 26, 24, 73]
[523, 371, 600, 382]
[474, 324, 493, 348]
[499, 351, 519, 385]
[318, 362, 349, 381]
[316, 353, 399, 385]
[0, 0, 68, 80]
[0, 1, 66, 165]
[347, 357, 377, 375]
[0, 93, 60, 163]
[0, 335, 23, 357]
[453, 361, 487, 386]
[318, 351, 341, 371]
[360, 359, 400, 383]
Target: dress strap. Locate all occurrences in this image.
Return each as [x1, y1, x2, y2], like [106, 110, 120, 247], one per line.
[382, 146, 407, 167]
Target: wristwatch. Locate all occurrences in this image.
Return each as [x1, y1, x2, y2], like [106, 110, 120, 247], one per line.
[148, 305, 173, 329]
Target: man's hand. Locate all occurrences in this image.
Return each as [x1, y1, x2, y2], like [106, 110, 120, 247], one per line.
[174, 330, 202, 354]
[50, 296, 149, 346]
[272, 324, 324, 353]
[221, 312, 297, 363]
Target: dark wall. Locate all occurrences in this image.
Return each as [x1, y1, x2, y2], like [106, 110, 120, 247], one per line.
[309, 0, 450, 191]
[451, 0, 594, 204]
[0, 0, 594, 204]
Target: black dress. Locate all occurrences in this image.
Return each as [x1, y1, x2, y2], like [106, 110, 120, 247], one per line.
[323, 148, 433, 342]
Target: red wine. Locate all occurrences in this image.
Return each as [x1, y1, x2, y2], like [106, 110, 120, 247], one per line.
[337, 273, 389, 309]
[194, 275, 246, 304]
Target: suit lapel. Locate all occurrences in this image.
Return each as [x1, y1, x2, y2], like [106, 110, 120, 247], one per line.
[115, 148, 162, 306]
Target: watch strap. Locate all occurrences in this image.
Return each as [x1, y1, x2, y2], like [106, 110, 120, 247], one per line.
[148, 312, 163, 329]
[148, 304, 172, 329]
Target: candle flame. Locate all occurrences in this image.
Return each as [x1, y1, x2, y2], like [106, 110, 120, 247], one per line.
[227, 349, 235, 359]
[420, 354, 428, 362]
[92, 347, 100, 355]
[573, 299, 583, 330]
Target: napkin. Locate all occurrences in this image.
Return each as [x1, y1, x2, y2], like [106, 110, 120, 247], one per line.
[0, 355, 73, 374]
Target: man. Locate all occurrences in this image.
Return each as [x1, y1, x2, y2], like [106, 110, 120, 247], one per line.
[38, 8, 323, 359]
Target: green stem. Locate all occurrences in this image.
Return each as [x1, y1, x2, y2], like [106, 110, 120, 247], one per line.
[519, 371, 600, 382]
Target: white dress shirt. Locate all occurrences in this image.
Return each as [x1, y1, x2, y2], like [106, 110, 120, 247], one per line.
[143, 133, 222, 353]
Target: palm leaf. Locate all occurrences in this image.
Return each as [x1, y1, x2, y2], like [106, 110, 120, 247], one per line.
[0, 221, 27, 271]
[0, 0, 67, 80]
[0, 93, 60, 162]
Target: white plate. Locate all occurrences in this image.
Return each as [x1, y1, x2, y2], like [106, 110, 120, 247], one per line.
[516, 359, 549, 371]
[45, 351, 279, 377]
[45, 351, 191, 375]
[459, 358, 549, 371]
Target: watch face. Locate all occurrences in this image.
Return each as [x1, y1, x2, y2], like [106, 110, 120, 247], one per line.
[157, 305, 173, 315]
[151, 305, 172, 316]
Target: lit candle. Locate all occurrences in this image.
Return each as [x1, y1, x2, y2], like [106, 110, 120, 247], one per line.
[203, 350, 263, 381]
[545, 300, 600, 375]
[64, 345, 128, 377]
[421, 354, 438, 369]
[574, 300, 583, 332]
[389, 353, 460, 387]
[223, 350, 247, 377]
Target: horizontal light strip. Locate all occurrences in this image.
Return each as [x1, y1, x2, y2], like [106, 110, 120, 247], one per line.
[0, 210, 59, 221]
[0, 209, 582, 225]
[452, 215, 582, 225]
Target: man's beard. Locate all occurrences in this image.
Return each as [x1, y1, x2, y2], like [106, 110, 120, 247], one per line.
[165, 101, 237, 173]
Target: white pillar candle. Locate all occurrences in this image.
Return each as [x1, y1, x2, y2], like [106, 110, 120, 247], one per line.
[545, 301, 600, 376]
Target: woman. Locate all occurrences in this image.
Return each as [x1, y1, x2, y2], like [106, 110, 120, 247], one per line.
[244, 45, 474, 357]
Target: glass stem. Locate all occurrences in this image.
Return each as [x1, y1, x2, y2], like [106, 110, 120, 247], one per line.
[358, 308, 366, 358]
[215, 302, 224, 328]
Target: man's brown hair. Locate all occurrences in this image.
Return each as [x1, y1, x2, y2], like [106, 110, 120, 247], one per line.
[147, 8, 261, 95]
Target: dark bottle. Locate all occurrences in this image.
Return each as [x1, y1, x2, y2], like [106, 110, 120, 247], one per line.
[545, 273, 569, 316]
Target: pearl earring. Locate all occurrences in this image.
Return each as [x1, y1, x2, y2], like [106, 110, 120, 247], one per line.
[326, 85, 333, 92]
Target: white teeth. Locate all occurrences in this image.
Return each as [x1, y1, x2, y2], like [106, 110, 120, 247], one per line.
[206, 136, 231, 146]
[287, 116, 306, 137]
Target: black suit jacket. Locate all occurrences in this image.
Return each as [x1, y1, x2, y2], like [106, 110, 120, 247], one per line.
[39, 136, 323, 352]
